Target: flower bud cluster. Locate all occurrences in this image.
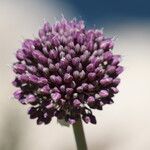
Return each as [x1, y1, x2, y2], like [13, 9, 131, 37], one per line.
[13, 18, 123, 125]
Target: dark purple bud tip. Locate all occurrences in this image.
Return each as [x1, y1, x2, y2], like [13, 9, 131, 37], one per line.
[89, 115, 97, 124]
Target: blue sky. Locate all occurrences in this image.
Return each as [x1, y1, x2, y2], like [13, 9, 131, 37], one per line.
[54, 0, 150, 26]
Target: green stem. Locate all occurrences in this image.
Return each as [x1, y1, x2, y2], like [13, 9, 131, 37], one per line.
[73, 118, 88, 150]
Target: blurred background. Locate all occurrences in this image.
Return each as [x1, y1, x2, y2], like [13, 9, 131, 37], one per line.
[0, 0, 150, 150]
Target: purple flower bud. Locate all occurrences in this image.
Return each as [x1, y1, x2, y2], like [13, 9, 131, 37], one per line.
[65, 54, 72, 61]
[112, 55, 121, 65]
[77, 33, 84, 44]
[39, 28, 46, 39]
[87, 41, 93, 51]
[76, 86, 83, 93]
[13, 64, 26, 74]
[66, 88, 73, 95]
[46, 103, 54, 109]
[72, 57, 80, 66]
[80, 54, 87, 63]
[50, 75, 56, 83]
[88, 84, 94, 92]
[22, 39, 34, 49]
[66, 66, 72, 73]
[68, 49, 76, 57]
[16, 49, 25, 60]
[103, 51, 113, 61]
[80, 70, 86, 79]
[106, 65, 116, 74]
[87, 96, 95, 104]
[60, 85, 66, 92]
[27, 66, 37, 74]
[43, 22, 52, 32]
[32, 50, 47, 64]
[19, 74, 29, 83]
[55, 76, 62, 85]
[111, 87, 119, 93]
[89, 114, 97, 124]
[68, 118, 76, 124]
[82, 83, 88, 91]
[29, 75, 38, 84]
[73, 70, 80, 79]
[26, 94, 36, 103]
[88, 73, 96, 81]
[38, 77, 48, 87]
[70, 81, 76, 88]
[49, 64, 56, 72]
[52, 36, 60, 46]
[116, 66, 124, 75]
[73, 99, 81, 107]
[86, 64, 95, 72]
[100, 39, 113, 50]
[64, 73, 73, 83]
[51, 92, 61, 102]
[83, 116, 91, 123]
[113, 78, 121, 86]
[90, 57, 101, 67]
[13, 90, 22, 99]
[100, 77, 113, 86]
[23, 48, 33, 57]
[99, 90, 109, 97]
[60, 58, 69, 69]
[49, 50, 58, 59]
[40, 85, 50, 94]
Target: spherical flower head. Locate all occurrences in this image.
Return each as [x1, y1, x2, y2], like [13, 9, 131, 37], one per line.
[12, 18, 123, 125]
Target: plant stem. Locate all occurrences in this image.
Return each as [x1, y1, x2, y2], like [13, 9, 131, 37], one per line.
[73, 118, 88, 150]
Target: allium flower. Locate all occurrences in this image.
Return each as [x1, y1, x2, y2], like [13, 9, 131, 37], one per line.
[12, 18, 123, 125]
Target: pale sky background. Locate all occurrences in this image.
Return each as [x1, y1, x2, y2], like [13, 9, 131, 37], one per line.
[0, 0, 150, 150]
